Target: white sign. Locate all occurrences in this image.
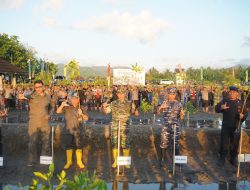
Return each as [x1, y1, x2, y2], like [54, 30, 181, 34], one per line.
[40, 156, 53, 165]
[238, 154, 250, 162]
[117, 156, 131, 166]
[113, 69, 145, 85]
[245, 154, 250, 162]
[175, 156, 188, 164]
[0, 157, 3, 166]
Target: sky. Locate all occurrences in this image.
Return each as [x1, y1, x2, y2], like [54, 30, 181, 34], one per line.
[0, 0, 250, 72]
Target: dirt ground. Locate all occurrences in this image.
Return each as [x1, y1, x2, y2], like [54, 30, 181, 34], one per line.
[0, 111, 249, 186]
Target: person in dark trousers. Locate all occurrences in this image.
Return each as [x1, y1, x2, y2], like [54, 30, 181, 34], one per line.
[157, 88, 185, 168]
[57, 92, 88, 169]
[141, 86, 149, 103]
[215, 86, 248, 166]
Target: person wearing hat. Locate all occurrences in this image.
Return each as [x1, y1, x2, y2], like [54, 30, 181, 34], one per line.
[102, 85, 137, 168]
[215, 86, 248, 166]
[57, 92, 88, 169]
[157, 87, 185, 168]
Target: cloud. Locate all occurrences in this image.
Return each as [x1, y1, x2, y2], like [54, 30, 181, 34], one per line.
[243, 34, 250, 46]
[104, 0, 134, 4]
[41, 0, 64, 11]
[0, 0, 24, 9]
[39, 51, 70, 64]
[42, 17, 57, 27]
[73, 10, 169, 44]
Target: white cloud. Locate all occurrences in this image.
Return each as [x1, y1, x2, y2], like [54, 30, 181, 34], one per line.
[0, 0, 24, 9]
[244, 33, 250, 46]
[39, 51, 70, 64]
[41, 0, 64, 11]
[42, 17, 57, 27]
[104, 0, 134, 4]
[73, 10, 169, 44]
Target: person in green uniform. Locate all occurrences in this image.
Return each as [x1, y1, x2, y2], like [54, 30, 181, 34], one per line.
[102, 86, 137, 168]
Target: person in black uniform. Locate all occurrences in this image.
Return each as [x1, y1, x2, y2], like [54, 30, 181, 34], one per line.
[215, 86, 248, 166]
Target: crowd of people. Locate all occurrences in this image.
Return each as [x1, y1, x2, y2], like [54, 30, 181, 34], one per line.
[0, 82, 249, 116]
[0, 81, 249, 170]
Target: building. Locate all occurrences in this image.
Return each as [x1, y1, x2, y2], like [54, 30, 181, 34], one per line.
[0, 58, 27, 88]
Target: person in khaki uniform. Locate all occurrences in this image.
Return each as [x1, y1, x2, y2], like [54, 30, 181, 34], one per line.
[57, 92, 88, 169]
[26, 80, 51, 166]
[102, 86, 138, 169]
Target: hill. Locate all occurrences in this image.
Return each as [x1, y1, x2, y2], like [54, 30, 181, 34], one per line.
[56, 64, 129, 78]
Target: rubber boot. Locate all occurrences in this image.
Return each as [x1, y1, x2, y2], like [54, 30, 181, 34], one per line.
[123, 148, 131, 169]
[64, 149, 73, 169]
[112, 149, 118, 168]
[76, 149, 85, 169]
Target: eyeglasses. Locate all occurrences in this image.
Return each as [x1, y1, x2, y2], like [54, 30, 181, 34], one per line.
[34, 86, 43, 89]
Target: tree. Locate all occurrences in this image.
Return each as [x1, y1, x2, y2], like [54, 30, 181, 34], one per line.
[65, 59, 80, 80]
[0, 33, 36, 70]
[146, 67, 160, 82]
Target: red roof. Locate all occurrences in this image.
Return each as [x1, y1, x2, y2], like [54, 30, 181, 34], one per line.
[0, 58, 27, 74]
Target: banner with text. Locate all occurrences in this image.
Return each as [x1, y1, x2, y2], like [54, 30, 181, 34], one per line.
[113, 69, 145, 85]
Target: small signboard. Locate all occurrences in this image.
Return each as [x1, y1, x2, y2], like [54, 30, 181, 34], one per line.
[238, 154, 250, 162]
[40, 156, 53, 165]
[238, 154, 245, 162]
[175, 156, 188, 164]
[117, 156, 131, 166]
[245, 154, 250, 162]
[0, 157, 3, 166]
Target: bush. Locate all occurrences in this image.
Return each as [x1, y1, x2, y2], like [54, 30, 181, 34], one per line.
[6, 163, 107, 190]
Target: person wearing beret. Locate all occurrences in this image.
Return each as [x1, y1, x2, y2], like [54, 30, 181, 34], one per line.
[215, 86, 248, 166]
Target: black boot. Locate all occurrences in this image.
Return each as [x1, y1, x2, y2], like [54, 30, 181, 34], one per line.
[217, 155, 225, 166]
[175, 147, 180, 155]
[229, 157, 238, 167]
[159, 148, 167, 168]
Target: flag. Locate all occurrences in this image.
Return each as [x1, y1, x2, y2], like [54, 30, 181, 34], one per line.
[246, 70, 248, 83]
[107, 63, 111, 78]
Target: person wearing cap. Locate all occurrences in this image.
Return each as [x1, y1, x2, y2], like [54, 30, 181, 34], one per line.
[157, 87, 185, 168]
[102, 86, 136, 169]
[57, 92, 88, 169]
[26, 80, 52, 166]
[215, 86, 248, 166]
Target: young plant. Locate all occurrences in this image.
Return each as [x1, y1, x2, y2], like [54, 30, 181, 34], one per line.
[27, 164, 107, 190]
[140, 99, 153, 114]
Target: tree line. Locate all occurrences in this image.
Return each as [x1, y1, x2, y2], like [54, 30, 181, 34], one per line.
[146, 65, 250, 85]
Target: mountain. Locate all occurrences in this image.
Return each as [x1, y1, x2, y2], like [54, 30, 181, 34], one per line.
[56, 64, 130, 78]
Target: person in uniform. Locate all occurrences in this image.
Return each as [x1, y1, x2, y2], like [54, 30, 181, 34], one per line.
[157, 87, 185, 167]
[215, 86, 248, 166]
[57, 92, 88, 169]
[102, 86, 136, 168]
[26, 80, 52, 166]
[0, 90, 7, 160]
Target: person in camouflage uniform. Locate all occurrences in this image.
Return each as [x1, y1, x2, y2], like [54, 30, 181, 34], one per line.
[158, 87, 185, 167]
[102, 86, 135, 168]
